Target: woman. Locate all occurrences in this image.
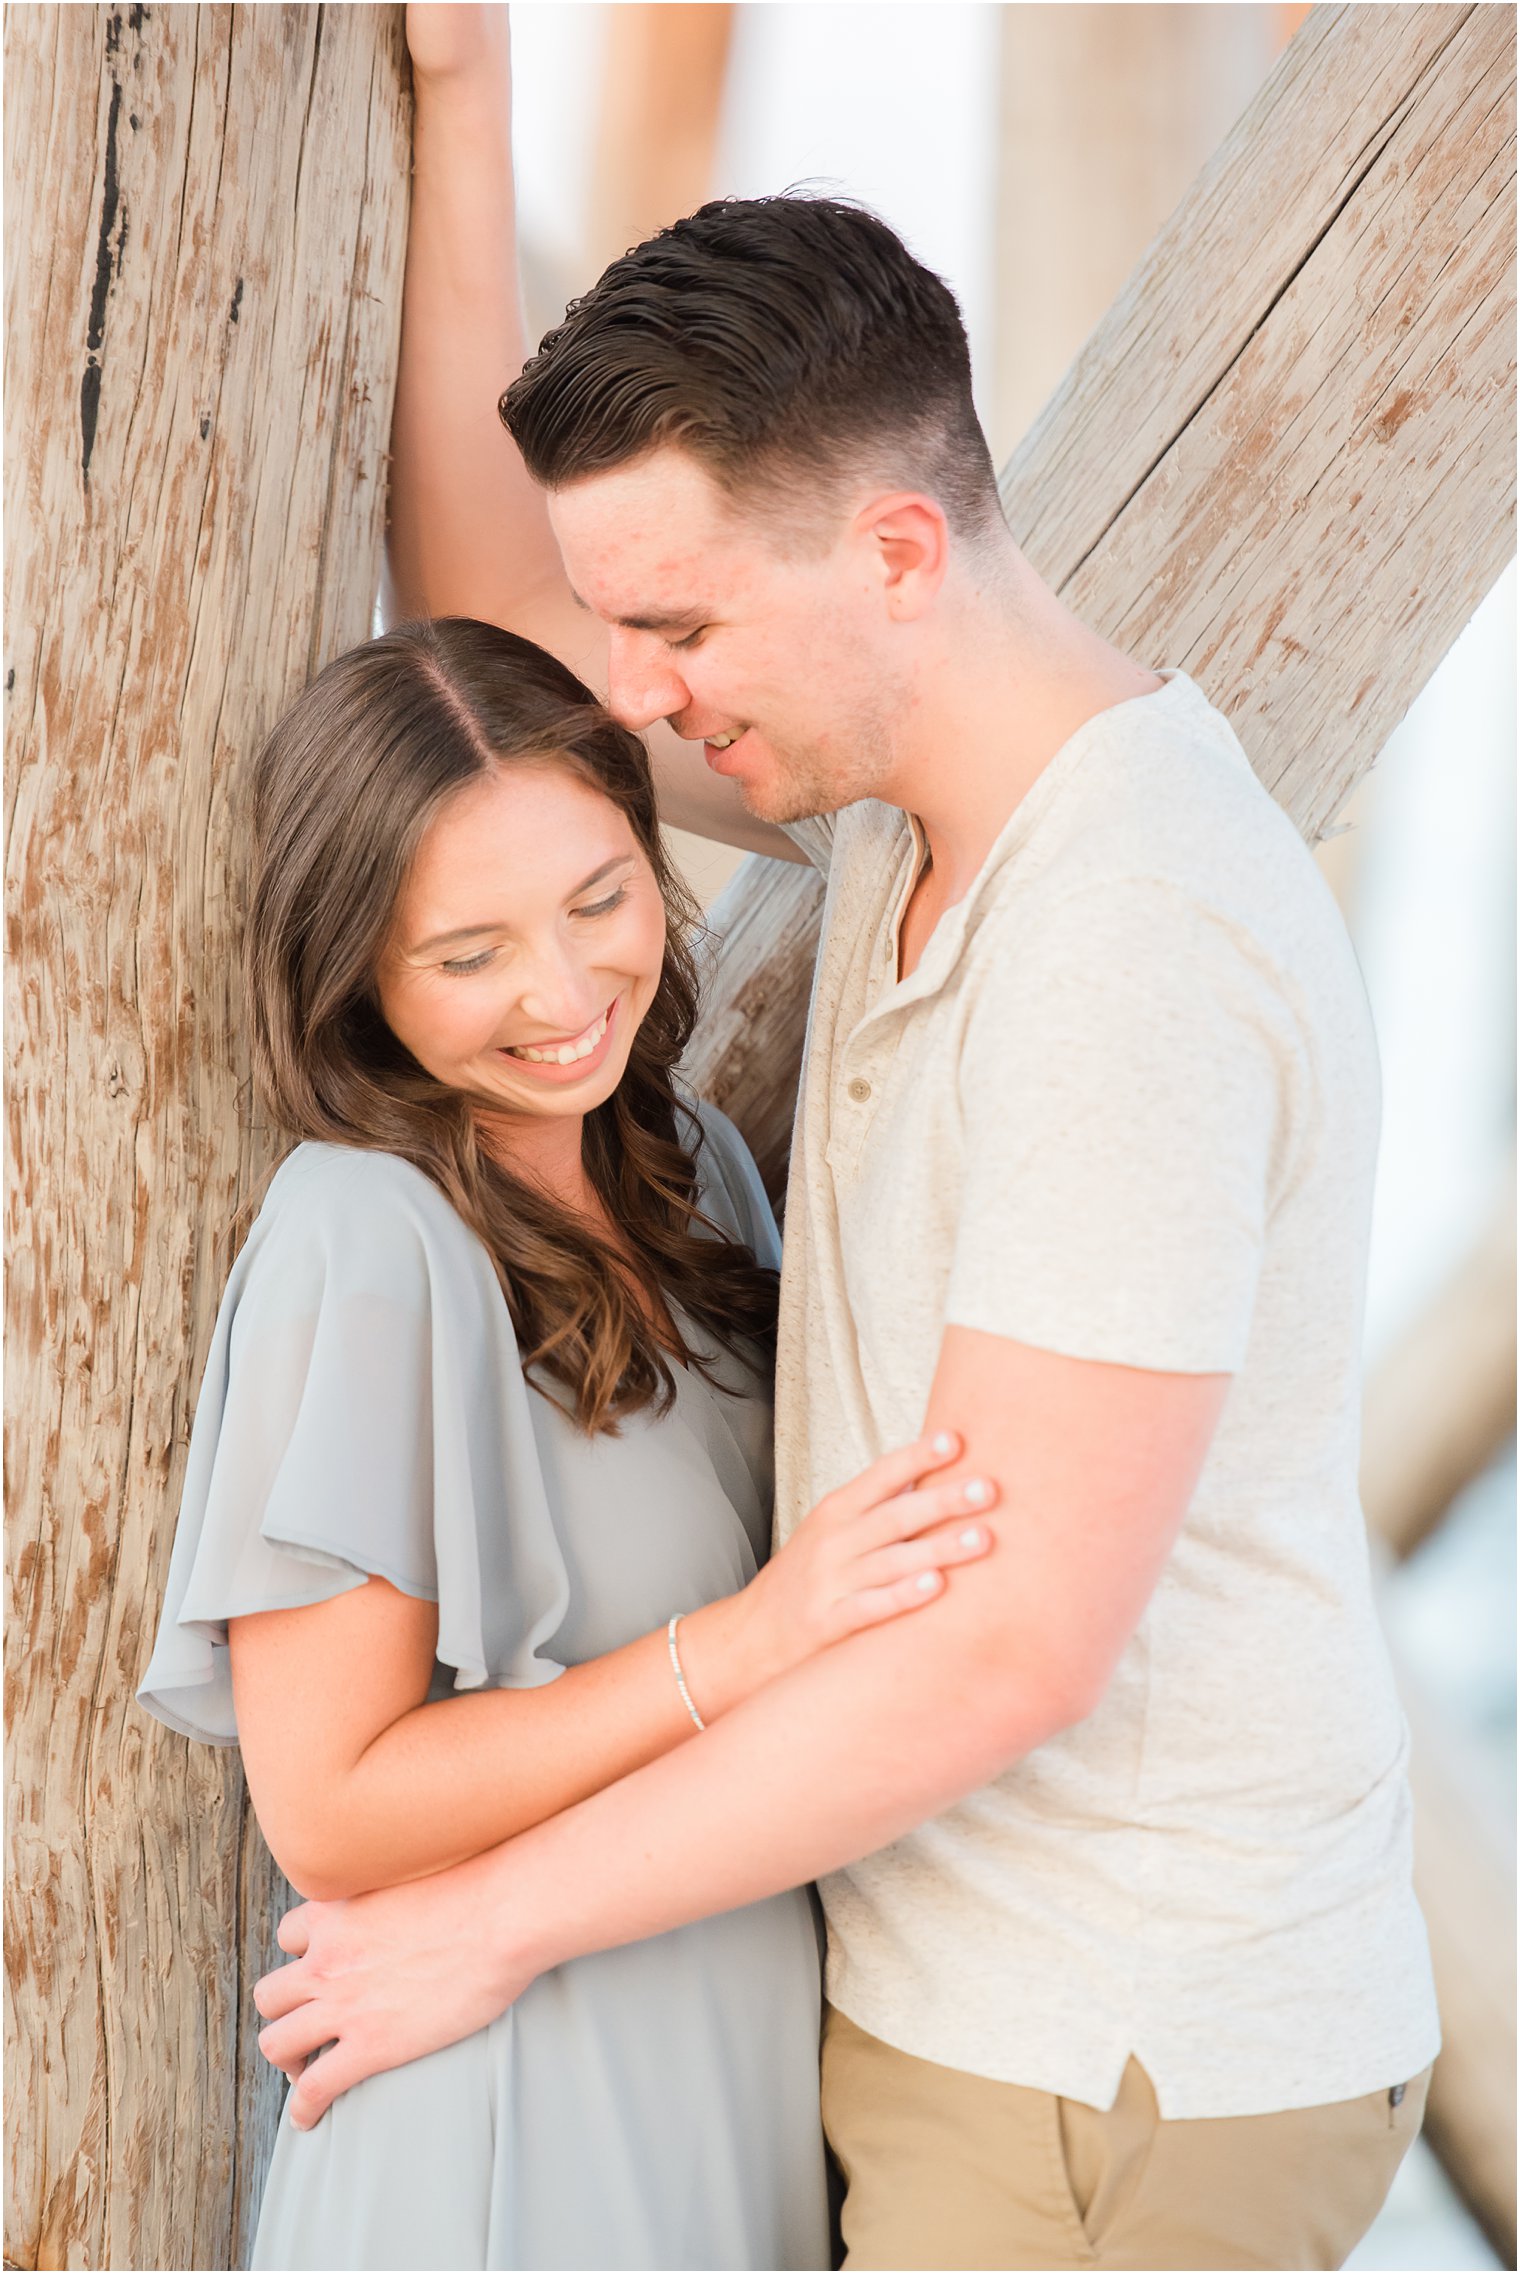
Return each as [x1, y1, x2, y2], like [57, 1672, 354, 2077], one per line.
[138, 614, 994, 2270]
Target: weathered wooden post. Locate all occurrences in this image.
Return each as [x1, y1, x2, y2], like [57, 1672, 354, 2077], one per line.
[4, 7, 410, 2264]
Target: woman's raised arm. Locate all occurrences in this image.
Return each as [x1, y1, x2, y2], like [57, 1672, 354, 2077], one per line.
[386, 7, 566, 638]
[388, 5, 796, 857]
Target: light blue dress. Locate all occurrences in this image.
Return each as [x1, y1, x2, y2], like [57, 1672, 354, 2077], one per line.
[138, 1104, 830, 2272]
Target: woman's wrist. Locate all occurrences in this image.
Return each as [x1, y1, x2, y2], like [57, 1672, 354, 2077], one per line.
[669, 1589, 781, 1725]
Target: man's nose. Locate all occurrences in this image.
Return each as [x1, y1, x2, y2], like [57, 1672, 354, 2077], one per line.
[605, 625, 690, 734]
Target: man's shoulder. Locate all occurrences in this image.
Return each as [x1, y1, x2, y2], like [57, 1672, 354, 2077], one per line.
[1000, 675, 1334, 951]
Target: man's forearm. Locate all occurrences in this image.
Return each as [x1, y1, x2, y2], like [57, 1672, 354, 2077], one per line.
[486, 1590, 1068, 1981]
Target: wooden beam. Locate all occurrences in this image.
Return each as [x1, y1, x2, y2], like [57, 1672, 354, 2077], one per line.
[693, 4, 1517, 1205]
[1361, 1184, 1517, 1559]
[685, 859, 826, 1207]
[1358, 1184, 1516, 2257]
[1003, 4, 1516, 840]
[993, 5, 1282, 457]
[3, 9, 411, 2266]
[1401, 1661, 1518, 2265]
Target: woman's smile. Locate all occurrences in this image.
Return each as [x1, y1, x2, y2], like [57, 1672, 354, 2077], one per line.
[377, 767, 667, 1139]
[496, 993, 622, 1083]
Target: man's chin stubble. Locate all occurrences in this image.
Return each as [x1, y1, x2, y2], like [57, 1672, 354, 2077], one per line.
[740, 750, 884, 828]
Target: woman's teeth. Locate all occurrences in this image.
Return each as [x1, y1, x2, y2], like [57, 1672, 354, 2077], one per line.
[504, 1003, 612, 1066]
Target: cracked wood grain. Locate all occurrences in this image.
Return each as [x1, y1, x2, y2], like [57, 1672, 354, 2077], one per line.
[4, 8, 411, 2266]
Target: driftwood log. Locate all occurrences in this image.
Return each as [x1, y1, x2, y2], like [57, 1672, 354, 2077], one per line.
[1401, 1654, 1518, 2265]
[1360, 1173, 1518, 2263]
[1361, 1180, 1518, 1561]
[688, 2, 1517, 1197]
[4, 8, 410, 2267]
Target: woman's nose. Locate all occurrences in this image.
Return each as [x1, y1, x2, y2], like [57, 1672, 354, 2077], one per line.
[515, 943, 604, 1038]
[605, 625, 689, 733]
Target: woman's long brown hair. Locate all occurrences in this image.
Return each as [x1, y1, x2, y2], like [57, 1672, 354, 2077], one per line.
[245, 616, 777, 1434]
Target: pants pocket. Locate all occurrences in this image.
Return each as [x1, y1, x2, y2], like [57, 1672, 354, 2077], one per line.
[1054, 2058, 1160, 2254]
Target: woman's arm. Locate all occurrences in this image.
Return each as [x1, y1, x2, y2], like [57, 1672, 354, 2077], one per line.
[385, 7, 561, 640]
[229, 1431, 994, 1900]
[389, 4, 796, 859]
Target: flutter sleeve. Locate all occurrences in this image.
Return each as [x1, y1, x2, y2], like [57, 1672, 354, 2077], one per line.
[137, 1145, 571, 1746]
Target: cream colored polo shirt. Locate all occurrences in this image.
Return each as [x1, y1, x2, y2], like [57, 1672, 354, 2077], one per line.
[774, 670, 1440, 2119]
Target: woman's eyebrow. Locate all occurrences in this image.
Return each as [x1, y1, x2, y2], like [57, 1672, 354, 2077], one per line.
[410, 920, 500, 954]
[568, 855, 635, 897]
[410, 858, 634, 955]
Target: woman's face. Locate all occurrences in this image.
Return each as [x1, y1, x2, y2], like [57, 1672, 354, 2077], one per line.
[376, 763, 668, 1132]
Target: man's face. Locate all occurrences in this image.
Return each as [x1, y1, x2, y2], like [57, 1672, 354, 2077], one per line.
[548, 450, 908, 823]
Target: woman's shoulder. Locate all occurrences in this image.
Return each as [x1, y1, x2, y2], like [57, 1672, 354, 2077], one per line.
[261, 1138, 454, 1219]
[238, 1142, 492, 1304]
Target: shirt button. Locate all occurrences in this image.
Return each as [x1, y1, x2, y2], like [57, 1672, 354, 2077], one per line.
[847, 1077, 872, 1103]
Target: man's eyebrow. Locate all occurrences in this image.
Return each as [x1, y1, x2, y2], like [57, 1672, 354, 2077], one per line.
[410, 858, 635, 955]
[618, 610, 705, 634]
[567, 588, 703, 636]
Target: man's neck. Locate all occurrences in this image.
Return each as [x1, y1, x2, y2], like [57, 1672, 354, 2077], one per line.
[882, 560, 1164, 910]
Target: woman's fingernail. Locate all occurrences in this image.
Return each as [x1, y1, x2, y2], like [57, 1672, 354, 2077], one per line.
[963, 1478, 992, 1506]
[959, 1527, 984, 1549]
[915, 1571, 940, 1593]
[931, 1432, 956, 1456]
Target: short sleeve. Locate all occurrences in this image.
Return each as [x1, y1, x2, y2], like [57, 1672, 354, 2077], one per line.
[137, 1148, 571, 1746]
[945, 882, 1295, 1373]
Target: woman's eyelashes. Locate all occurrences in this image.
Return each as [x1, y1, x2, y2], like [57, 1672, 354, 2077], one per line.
[438, 888, 631, 975]
[573, 885, 629, 920]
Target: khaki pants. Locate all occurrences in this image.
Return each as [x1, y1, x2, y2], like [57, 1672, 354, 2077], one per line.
[822, 2006, 1431, 2271]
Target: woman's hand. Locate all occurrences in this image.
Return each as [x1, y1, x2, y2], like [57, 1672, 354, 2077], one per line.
[682, 1433, 997, 1713]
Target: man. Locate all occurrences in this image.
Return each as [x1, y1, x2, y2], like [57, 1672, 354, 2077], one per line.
[254, 11, 1439, 2266]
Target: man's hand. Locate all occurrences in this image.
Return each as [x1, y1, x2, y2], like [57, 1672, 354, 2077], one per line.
[253, 1856, 531, 2129]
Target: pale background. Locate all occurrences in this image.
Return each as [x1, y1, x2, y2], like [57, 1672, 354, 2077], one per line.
[509, 8, 1515, 2266]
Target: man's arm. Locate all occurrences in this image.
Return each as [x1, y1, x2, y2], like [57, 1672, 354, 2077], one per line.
[256, 1325, 1227, 2124]
[391, 5, 800, 861]
[227, 1430, 985, 1900]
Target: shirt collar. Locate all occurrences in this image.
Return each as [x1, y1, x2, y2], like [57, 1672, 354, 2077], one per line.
[872, 669, 1196, 1016]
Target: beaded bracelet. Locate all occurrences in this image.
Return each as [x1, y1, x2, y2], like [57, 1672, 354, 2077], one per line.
[666, 1614, 707, 1732]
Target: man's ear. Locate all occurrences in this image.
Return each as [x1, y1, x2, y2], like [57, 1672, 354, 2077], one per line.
[855, 491, 951, 620]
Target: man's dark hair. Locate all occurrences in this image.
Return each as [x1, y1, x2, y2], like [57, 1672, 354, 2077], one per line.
[501, 194, 1003, 552]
